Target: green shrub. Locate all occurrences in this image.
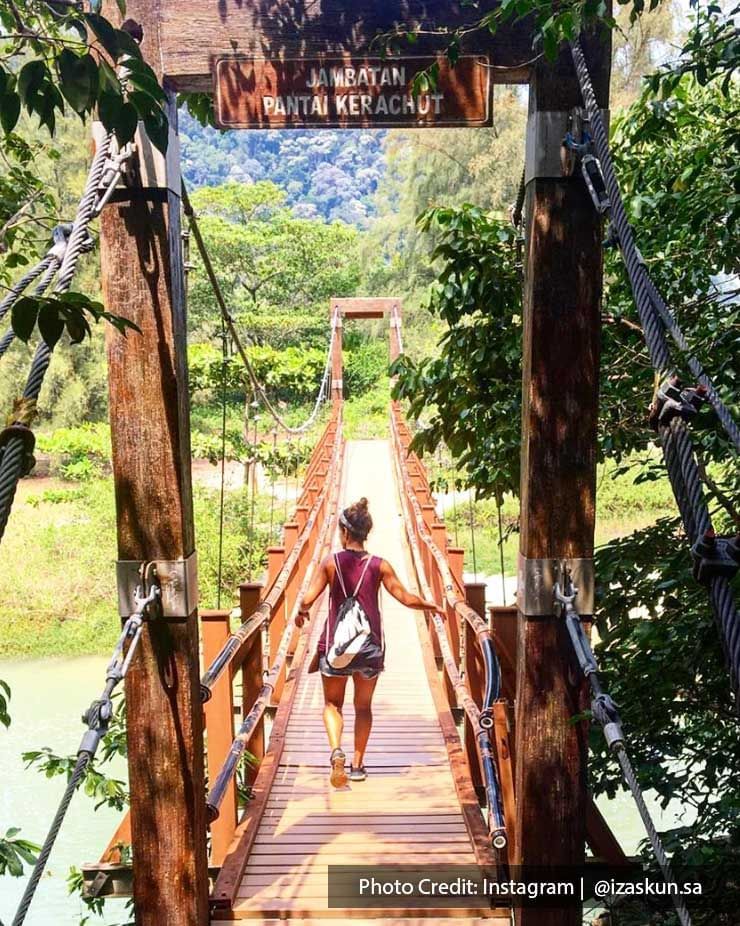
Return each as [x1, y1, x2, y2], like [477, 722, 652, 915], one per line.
[344, 341, 389, 397]
[36, 422, 111, 480]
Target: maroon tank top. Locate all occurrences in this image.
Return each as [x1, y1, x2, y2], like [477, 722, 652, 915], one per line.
[318, 550, 384, 665]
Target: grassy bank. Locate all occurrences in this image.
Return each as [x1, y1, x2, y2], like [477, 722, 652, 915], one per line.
[0, 474, 288, 659]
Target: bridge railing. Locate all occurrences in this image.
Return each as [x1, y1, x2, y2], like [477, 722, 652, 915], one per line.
[201, 404, 343, 862]
[390, 401, 516, 863]
[86, 405, 344, 894]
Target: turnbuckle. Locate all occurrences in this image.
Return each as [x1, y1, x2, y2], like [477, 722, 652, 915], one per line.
[691, 530, 740, 585]
[563, 131, 611, 214]
[649, 375, 707, 430]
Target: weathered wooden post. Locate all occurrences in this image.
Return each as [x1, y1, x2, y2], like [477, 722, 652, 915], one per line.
[99, 6, 209, 923]
[514, 36, 610, 926]
[389, 300, 403, 362]
[330, 302, 343, 407]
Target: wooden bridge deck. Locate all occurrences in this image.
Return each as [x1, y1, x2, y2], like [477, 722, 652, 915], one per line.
[213, 440, 509, 923]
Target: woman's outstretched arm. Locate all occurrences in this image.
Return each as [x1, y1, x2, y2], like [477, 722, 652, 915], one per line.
[295, 557, 332, 626]
[379, 559, 445, 616]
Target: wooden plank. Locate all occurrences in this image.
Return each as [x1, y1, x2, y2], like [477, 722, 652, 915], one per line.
[99, 90, 209, 925]
[228, 905, 512, 920]
[514, 40, 610, 926]
[224, 439, 497, 921]
[156, 1, 536, 91]
[234, 898, 511, 926]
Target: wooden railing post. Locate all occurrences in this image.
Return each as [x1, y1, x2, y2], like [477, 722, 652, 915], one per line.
[201, 609, 236, 866]
[239, 583, 265, 785]
[490, 605, 518, 704]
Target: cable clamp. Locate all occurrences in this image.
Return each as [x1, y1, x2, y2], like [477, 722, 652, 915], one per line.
[649, 376, 707, 430]
[691, 530, 740, 585]
[116, 552, 198, 618]
[517, 554, 594, 616]
[592, 692, 624, 750]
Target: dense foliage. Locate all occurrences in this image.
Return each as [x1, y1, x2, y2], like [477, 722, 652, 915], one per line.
[180, 113, 386, 226]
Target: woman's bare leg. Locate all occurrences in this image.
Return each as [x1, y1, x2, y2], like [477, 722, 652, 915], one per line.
[352, 674, 378, 768]
[321, 674, 348, 751]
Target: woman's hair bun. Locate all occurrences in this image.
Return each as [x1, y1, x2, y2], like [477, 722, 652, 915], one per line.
[343, 497, 373, 540]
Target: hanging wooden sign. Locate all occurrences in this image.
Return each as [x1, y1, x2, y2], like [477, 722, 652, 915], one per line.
[213, 56, 491, 130]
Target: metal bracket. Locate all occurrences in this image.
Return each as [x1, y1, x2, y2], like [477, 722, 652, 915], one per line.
[517, 553, 594, 616]
[525, 108, 609, 184]
[116, 553, 198, 618]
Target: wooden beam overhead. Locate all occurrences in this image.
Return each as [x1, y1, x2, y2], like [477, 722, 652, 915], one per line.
[331, 297, 401, 318]
[151, 1, 537, 91]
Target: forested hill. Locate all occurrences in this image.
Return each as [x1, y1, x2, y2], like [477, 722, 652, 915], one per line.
[179, 110, 386, 227]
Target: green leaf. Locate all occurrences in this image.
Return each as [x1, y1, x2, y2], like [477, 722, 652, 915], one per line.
[140, 104, 169, 154]
[0, 91, 20, 134]
[17, 61, 47, 105]
[115, 101, 139, 146]
[11, 296, 39, 342]
[57, 51, 99, 115]
[98, 89, 123, 133]
[37, 303, 66, 349]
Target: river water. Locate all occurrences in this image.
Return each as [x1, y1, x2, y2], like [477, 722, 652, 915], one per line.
[0, 658, 690, 925]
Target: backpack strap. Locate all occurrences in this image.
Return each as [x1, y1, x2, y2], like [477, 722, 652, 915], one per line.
[352, 554, 373, 598]
[333, 553, 348, 598]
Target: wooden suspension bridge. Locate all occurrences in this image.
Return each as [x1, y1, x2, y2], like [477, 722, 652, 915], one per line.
[10, 3, 735, 926]
[79, 300, 627, 925]
[61, 4, 614, 925]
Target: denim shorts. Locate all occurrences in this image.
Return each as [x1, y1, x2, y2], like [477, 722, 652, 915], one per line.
[319, 653, 382, 679]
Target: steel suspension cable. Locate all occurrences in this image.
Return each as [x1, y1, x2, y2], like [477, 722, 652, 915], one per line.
[570, 38, 740, 453]
[0, 255, 62, 361]
[569, 39, 740, 702]
[11, 581, 159, 926]
[554, 579, 692, 926]
[0, 133, 120, 545]
[181, 181, 337, 436]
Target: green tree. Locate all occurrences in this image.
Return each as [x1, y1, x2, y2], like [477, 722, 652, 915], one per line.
[187, 180, 361, 343]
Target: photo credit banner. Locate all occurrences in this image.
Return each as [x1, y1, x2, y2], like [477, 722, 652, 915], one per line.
[214, 56, 492, 129]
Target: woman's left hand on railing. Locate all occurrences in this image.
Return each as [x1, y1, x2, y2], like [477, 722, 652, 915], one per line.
[295, 608, 311, 627]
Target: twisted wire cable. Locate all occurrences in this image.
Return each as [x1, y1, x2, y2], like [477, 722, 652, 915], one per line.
[181, 180, 337, 436]
[570, 38, 740, 452]
[0, 256, 62, 363]
[559, 589, 693, 926]
[10, 592, 152, 926]
[0, 254, 57, 323]
[660, 417, 740, 699]
[11, 753, 91, 926]
[570, 37, 740, 702]
[615, 747, 692, 926]
[0, 134, 114, 544]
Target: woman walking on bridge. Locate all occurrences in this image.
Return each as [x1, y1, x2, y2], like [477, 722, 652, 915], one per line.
[296, 497, 444, 789]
